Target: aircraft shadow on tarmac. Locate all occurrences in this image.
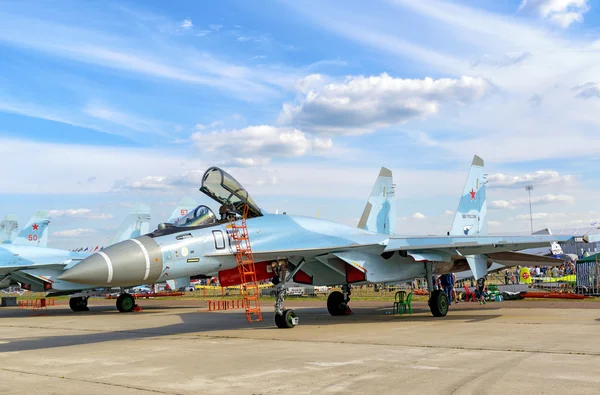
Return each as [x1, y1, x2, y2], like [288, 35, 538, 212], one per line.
[0, 304, 502, 353]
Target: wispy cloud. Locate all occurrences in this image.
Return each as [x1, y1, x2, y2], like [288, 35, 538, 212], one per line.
[53, 228, 97, 237]
[490, 194, 576, 210]
[180, 18, 193, 30]
[0, 12, 288, 99]
[488, 171, 574, 189]
[48, 208, 113, 220]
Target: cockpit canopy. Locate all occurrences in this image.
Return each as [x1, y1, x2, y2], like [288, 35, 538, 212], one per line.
[173, 205, 217, 227]
[199, 167, 263, 219]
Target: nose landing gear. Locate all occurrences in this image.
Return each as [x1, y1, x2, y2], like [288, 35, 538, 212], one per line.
[116, 293, 136, 313]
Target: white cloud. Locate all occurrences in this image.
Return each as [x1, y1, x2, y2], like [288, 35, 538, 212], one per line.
[190, 125, 333, 164]
[195, 121, 223, 130]
[443, 210, 453, 215]
[209, 24, 223, 31]
[490, 194, 576, 210]
[411, 212, 426, 219]
[515, 212, 551, 220]
[518, 0, 589, 28]
[52, 228, 97, 237]
[488, 221, 502, 227]
[180, 19, 193, 30]
[280, 73, 491, 135]
[49, 208, 114, 220]
[487, 171, 574, 189]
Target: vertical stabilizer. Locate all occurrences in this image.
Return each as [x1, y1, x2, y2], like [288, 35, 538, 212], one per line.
[0, 215, 18, 243]
[110, 204, 151, 245]
[357, 167, 396, 235]
[167, 197, 197, 224]
[13, 211, 50, 247]
[450, 155, 487, 236]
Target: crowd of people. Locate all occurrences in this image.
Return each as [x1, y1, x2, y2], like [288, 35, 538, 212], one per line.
[503, 262, 577, 285]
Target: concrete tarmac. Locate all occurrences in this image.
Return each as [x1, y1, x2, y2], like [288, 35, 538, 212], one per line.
[1, 298, 600, 394]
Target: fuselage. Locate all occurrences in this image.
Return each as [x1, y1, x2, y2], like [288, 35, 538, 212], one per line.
[58, 212, 481, 288]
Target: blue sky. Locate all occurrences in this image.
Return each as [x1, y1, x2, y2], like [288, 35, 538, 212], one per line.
[1, 0, 600, 248]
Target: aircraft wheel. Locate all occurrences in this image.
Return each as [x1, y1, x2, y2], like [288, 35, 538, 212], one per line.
[69, 297, 89, 312]
[116, 293, 135, 313]
[429, 290, 449, 317]
[275, 312, 285, 328]
[282, 309, 298, 328]
[327, 291, 347, 316]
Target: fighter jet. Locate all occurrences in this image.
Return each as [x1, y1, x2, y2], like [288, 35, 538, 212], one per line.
[60, 157, 581, 327]
[0, 205, 153, 311]
[1, 211, 50, 247]
[0, 215, 19, 243]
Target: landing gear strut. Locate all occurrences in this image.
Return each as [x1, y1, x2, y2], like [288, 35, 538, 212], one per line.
[327, 284, 352, 316]
[116, 293, 136, 313]
[69, 296, 89, 312]
[273, 260, 299, 329]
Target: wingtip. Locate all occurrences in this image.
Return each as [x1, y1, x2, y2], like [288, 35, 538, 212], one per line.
[472, 155, 484, 167]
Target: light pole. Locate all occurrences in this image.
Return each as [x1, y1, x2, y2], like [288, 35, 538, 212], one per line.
[525, 185, 534, 234]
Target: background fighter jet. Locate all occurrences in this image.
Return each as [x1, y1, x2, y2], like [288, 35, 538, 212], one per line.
[0, 215, 19, 243]
[0, 211, 50, 247]
[0, 205, 151, 311]
[60, 157, 584, 327]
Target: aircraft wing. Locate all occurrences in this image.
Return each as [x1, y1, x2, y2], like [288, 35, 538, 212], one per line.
[206, 234, 573, 263]
[384, 234, 574, 255]
[0, 263, 70, 276]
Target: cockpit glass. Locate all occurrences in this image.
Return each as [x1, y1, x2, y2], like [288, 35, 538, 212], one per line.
[174, 205, 217, 227]
[200, 167, 262, 218]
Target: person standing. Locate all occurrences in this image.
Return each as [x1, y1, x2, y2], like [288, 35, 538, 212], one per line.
[477, 276, 486, 305]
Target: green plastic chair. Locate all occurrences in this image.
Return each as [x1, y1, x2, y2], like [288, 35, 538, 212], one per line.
[392, 291, 406, 314]
[398, 293, 413, 315]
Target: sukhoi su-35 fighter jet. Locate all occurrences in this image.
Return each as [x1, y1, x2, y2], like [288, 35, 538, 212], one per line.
[60, 156, 580, 328]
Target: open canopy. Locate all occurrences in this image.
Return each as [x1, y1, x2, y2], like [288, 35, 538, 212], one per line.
[199, 167, 263, 218]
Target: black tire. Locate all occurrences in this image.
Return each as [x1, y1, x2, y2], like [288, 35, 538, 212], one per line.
[116, 293, 135, 313]
[429, 290, 449, 317]
[282, 309, 298, 328]
[275, 312, 285, 328]
[69, 297, 88, 312]
[327, 291, 346, 316]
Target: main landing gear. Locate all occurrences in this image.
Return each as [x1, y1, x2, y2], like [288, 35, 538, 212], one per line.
[273, 260, 299, 329]
[69, 296, 89, 312]
[424, 262, 449, 317]
[327, 284, 353, 316]
[116, 293, 136, 313]
[428, 289, 449, 317]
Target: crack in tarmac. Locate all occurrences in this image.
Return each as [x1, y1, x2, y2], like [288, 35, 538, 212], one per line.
[0, 366, 180, 394]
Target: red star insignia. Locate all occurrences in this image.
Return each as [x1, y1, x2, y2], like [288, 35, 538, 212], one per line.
[469, 189, 476, 201]
[32, 223, 39, 231]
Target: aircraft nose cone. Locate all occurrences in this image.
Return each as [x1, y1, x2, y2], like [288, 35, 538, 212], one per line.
[58, 236, 164, 287]
[59, 252, 110, 285]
